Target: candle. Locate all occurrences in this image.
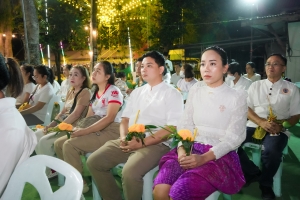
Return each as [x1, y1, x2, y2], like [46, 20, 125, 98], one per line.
[193, 128, 197, 140]
[134, 110, 140, 124]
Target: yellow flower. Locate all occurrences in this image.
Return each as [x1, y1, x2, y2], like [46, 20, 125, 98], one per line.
[36, 124, 44, 129]
[128, 124, 145, 133]
[54, 102, 59, 106]
[58, 122, 73, 131]
[178, 129, 193, 141]
[18, 102, 31, 111]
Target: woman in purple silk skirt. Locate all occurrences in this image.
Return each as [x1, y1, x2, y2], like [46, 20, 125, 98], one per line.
[153, 46, 247, 200]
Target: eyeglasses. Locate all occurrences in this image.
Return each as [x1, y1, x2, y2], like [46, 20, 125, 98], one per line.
[264, 63, 284, 67]
[32, 75, 38, 80]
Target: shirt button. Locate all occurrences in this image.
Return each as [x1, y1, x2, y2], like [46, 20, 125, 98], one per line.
[269, 93, 272, 95]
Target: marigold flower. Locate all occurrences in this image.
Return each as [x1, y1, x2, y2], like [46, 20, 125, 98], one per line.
[128, 124, 145, 133]
[136, 124, 145, 133]
[36, 124, 44, 129]
[178, 129, 193, 141]
[58, 122, 73, 131]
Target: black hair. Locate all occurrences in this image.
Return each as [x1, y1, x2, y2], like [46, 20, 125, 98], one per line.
[183, 64, 195, 78]
[137, 57, 143, 62]
[0, 54, 10, 91]
[202, 46, 228, 65]
[267, 53, 287, 66]
[90, 61, 115, 103]
[65, 64, 73, 70]
[34, 65, 55, 84]
[0, 54, 24, 98]
[228, 61, 242, 76]
[22, 64, 36, 84]
[246, 62, 256, 69]
[142, 51, 166, 75]
[116, 72, 126, 78]
[174, 62, 182, 67]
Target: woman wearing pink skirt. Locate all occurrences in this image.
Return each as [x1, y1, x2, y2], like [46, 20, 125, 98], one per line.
[153, 46, 247, 200]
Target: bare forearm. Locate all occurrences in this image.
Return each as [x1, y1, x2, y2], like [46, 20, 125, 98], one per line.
[63, 113, 81, 125]
[286, 115, 300, 127]
[83, 116, 114, 134]
[20, 105, 43, 115]
[120, 118, 129, 139]
[144, 129, 170, 146]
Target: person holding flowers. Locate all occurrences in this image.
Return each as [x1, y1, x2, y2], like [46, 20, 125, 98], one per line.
[153, 46, 248, 200]
[0, 54, 37, 196]
[54, 61, 123, 193]
[237, 54, 300, 200]
[34, 66, 91, 177]
[20, 65, 55, 125]
[86, 51, 183, 200]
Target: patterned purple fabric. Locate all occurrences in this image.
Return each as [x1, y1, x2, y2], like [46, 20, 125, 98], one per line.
[154, 143, 245, 200]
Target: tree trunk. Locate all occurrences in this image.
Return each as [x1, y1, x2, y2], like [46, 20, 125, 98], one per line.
[23, 0, 40, 65]
[0, 34, 3, 55]
[4, 28, 13, 57]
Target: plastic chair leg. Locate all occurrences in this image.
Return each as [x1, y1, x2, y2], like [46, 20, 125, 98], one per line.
[58, 173, 65, 186]
[222, 193, 232, 200]
[92, 178, 102, 200]
[205, 191, 220, 200]
[251, 148, 262, 167]
[142, 166, 159, 200]
[273, 161, 283, 197]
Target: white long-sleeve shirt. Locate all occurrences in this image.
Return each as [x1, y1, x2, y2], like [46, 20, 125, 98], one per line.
[0, 98, 37, 196]
[178, 81, 248, 159]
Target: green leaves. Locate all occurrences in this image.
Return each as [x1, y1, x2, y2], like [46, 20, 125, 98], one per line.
[125, 132, 146, 146]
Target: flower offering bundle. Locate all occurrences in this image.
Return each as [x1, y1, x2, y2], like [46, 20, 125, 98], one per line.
[18, 102, 31, 111]
[125, 110, 156, 146]
[49, 122, 73, 139]
[165, 127, 196, 155]
[252, 95, 291, 143]
[125, 124, 157, 146]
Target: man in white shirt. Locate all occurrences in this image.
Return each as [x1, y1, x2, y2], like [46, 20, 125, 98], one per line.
[171, 63, 182, 85]
[226, 61, 252, 91]
[238, 54, 300, 200]
[163, 52, 173, 73]
[87, 51, 184, 200]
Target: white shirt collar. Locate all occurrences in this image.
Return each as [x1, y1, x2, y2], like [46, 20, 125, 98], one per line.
[146, 81, 165, 92]
[204, 82, 227, 93]
[265, 78, 283, 88]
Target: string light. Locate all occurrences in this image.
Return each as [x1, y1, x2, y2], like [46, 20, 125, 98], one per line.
[39, 44, 45, 65]
[59, 0, 155, 24]
[60, 41, 66, 65]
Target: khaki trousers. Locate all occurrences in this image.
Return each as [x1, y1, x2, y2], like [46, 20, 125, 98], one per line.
[53, 122, 120, 174]
[87, 139, 170, 200]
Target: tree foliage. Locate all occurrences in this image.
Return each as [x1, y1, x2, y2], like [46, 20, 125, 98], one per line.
[36, 0, 89, 81]
[151, 0, 229, 52]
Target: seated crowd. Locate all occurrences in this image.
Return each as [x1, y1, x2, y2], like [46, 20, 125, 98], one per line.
[0, 47, 299, 200]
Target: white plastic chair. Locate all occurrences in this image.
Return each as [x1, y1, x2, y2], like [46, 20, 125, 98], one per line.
[242, 142, 288, 197]
[1, 155, 83, 200]
[44, 94, 64, 125]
